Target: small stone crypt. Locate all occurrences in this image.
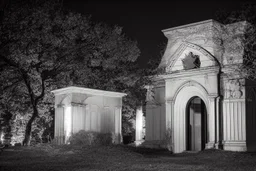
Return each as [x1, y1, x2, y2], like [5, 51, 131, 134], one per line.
[52, 86, 126, 144]
[143, 19, 256, 153]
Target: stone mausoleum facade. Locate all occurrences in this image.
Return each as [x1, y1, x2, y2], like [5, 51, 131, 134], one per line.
[52, 86, 126, 144]
[144, 19, 256, 153]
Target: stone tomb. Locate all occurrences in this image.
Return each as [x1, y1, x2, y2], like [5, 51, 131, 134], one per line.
[52, 86, 126, 144]
[144, 19, 256, 153]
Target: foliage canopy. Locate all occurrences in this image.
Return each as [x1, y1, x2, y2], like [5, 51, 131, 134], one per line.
[0, 0, 149, 145]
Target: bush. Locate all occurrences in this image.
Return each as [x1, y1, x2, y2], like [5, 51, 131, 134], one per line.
[68, 130, 113, 146]
[95, 132, 113, 145]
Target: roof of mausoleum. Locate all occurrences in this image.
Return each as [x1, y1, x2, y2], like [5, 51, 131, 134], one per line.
[162, 19, 221, 33]
[158, 19, 248, 70]
[51, 86, 127, 98]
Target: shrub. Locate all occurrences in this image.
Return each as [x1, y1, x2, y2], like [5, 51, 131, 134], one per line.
[95, 132, 113, 145]
[68, 130, 113, 146]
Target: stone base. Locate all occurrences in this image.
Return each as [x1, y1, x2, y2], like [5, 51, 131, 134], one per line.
[205, 141, 215, 149]
[215, 142, 223, 150]
[134, 140, 145, 146]
[223, 141, 247, 151]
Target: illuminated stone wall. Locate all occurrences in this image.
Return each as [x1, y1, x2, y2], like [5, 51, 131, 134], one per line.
[145, 19, 256, 153]
[52, 86, 126, 144]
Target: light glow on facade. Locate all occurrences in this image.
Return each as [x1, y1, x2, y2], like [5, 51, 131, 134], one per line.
[0, 132, 4, 142]
[64, 106, 72, 143]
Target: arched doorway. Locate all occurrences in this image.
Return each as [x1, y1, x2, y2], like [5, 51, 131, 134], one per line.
[186, 96, 207, 151]
[172, 82, 215, 153]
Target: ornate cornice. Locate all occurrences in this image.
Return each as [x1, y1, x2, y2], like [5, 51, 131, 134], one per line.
[56, 104, 65, 108]
[52, 86, 127, 98]
[165, 99, 174, 105]
[71, 102, 87, 107]
[162, 19, 220, 37]
[160, 66, 219, 80]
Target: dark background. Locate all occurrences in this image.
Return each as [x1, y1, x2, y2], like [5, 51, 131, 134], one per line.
[1, 0, 255, 67]
[64, 0, 256, 67]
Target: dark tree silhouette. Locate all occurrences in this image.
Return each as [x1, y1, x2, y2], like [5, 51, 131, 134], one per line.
[0, 0, 147, 145]
[216, 3, 256, 80]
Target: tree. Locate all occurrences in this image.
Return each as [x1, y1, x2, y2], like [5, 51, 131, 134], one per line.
[0, 0, 145, 145]
[215, 3, 256, 80]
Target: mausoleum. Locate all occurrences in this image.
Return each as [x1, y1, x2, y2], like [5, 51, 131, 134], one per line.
[52, 86, 126, 144]
[144, 19, 256, 153]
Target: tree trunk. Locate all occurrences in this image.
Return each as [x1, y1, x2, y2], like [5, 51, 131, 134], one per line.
[22, 110, 38, 146]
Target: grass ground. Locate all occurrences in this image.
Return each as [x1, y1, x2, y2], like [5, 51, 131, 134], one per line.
[1, 144, 256, 171]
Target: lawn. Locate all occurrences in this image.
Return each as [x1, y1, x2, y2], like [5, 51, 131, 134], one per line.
[1, 144, 256, 171]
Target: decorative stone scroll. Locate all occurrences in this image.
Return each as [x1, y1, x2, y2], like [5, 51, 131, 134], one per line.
[225, 79, 243, 99]
[145, 85, 155, 102]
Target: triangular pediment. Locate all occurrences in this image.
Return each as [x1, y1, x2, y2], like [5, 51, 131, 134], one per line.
[166, 42, 219, 72]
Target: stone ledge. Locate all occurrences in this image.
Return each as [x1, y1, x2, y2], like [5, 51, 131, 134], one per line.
[223, 141, 247, 152]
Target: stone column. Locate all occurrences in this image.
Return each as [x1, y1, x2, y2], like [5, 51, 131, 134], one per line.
[63, 102, 86, 144]
[206, 97, 216, 149]
[71, 103, 87, 133]
[166, 100, 174, 151]
[84, 105, 91, 131]
[215, 96, 221, 149]
[54, 104, 65, 145]
[135, 106, 144, 143]
[114, 106, 122, 143]
[64, 105, 72, 144]
[222, 78, 247, 151]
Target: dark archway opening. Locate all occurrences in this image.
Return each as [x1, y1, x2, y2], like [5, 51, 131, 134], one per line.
[186, 97, 207, 151]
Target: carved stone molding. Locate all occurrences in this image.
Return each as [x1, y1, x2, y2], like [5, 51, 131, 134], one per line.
[145, 85, 155, 102]
[164, 23, 214, 39]
[224, 79, 243, 99]
[165, 100, 174, 110]
[56, 104, 65, 108]
[166, 41, 218, 72]
[165, 99, 174, 104]
[160, 66, 219, 81]
[71, 102, 87, 107]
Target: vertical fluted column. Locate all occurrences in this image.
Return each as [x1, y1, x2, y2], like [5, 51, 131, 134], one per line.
[114, 106, 122, 143]
[206, 97, 216, 149]
[54, 104, 65, 144]
[214, 96, 221, 148]
[222, 99, 246, 151]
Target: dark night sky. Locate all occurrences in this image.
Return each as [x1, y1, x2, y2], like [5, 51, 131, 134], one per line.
[64, 0, 255, 67]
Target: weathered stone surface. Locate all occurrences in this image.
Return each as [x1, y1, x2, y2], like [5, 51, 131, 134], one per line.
[146, 19, 256, 153]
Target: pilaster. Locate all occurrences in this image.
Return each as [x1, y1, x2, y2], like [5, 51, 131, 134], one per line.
[222, 78, 247, 151]
[206, 96, 216, 149]
[166, 100, 174, 150]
